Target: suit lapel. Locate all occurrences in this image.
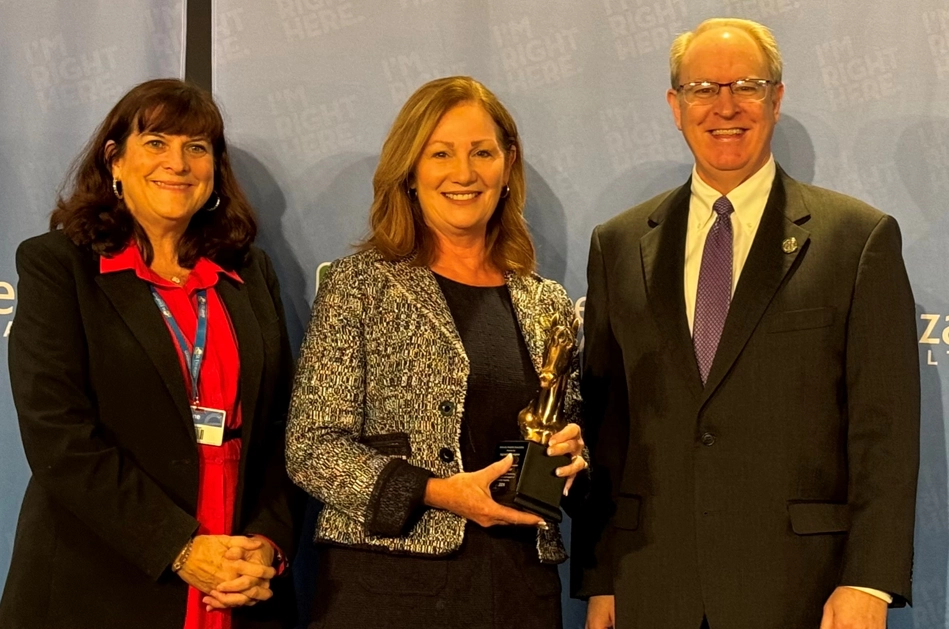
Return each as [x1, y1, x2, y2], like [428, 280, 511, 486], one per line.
[216, 277, 264, 445]
[641, 181, 704, 398]
[700, 170, 811, 403]
[506, 273, 546, 373]
[382, 258, 468, 364]
[95, 271, 194, 437]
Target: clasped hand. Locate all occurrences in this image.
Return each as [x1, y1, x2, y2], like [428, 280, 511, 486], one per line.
[424, 423, 586, 527]
[176, 535, 276, 611]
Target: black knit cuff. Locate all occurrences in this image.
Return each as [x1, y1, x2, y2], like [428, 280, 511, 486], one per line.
[365, 459, 434, 537]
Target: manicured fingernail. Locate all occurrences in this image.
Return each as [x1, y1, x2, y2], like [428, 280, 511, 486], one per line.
[537, 521, 549, 530]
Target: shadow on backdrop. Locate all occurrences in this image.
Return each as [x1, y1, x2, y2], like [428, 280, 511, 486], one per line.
[523, 160, 568, 286]
[772, 113, 816, 184]
[895, 116, 949, 230]
[595, 160, 693, 224]
[230, 147, 309, 349]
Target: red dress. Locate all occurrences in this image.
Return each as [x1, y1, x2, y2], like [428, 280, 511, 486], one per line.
[101, 245, 242, 629]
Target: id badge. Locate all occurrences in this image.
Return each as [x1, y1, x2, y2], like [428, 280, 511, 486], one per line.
[192, 405, 227, 446]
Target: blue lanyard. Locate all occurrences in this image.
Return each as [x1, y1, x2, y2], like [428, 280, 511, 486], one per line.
[150, 287, 208, 404]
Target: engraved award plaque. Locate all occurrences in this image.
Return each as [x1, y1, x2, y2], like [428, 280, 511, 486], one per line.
[490, 314, 579, 523]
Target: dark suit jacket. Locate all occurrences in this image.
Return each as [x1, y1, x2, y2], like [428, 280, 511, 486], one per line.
[573, 168, 920, 629]
[0, 231, 301, 629]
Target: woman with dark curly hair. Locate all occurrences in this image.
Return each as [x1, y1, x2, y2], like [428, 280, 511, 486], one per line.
[0, 78, 300, 629]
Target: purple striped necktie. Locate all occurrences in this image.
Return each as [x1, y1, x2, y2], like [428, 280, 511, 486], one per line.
[693, 196, 734, 385]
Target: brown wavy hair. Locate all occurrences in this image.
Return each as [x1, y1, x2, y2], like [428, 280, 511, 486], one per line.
[50, 78, 257, 270]
[361, 76, 535, 275]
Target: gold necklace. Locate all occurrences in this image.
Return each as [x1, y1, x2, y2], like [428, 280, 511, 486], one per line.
[155, 269, 187, 285]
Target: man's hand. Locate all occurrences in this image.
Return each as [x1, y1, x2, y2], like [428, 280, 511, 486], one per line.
[820, 587, 887, 629]
[424, 455, 547, 528]
[586, 594, 615, 629]
[547, 422, 587, 495]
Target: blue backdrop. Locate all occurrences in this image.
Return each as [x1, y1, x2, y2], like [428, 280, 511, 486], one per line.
[3, 1, 949, 627]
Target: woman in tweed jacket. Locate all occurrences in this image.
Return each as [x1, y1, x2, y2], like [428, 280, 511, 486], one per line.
[286, 76, 586, 629]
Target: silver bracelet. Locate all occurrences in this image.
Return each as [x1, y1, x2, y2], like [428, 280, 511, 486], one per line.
[171, 538, 194, 573]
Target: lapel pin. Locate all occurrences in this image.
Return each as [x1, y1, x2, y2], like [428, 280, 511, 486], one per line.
[782, 237, 798, 254]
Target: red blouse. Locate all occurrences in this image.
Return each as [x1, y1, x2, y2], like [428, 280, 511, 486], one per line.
[101, 244, 242, 629]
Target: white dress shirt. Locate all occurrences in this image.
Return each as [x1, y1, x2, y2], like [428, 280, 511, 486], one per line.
[682, 155, 893, 606]
[684, 157, 774, 333]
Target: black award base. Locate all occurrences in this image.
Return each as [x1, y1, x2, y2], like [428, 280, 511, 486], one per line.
[490, 440, 570, 522]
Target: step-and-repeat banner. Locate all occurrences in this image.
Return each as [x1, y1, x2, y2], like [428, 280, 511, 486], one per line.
[210, 0, 949, 627]
[0, 0, 185, 586]
[2, 0, 949, 627]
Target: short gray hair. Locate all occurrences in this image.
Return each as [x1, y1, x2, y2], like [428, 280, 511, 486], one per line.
[669, 18, 783, 88]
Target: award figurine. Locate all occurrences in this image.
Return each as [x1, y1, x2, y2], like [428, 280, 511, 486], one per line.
[491, 314, 579, 522]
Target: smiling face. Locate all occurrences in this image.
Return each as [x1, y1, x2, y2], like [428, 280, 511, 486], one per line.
[411, 102, 514, 242]
[109, 131, 215, 236]
[667, 27, 784, 194]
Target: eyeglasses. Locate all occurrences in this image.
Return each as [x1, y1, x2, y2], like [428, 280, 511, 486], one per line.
[676, 79, 775, 105]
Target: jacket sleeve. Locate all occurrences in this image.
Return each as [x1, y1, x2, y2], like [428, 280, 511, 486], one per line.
[286, 256, 430, 537]
[839, 214, 920, 606]
[8, 236, 198, 580]
[571, 226, 628, 599]
[239, 250, 305, 561]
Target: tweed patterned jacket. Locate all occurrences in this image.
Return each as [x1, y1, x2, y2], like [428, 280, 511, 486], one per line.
[286, 248, 581, 563]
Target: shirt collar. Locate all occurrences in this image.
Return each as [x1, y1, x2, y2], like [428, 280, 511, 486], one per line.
[689, 155, 776, 234]
[99, 242, 243, 288]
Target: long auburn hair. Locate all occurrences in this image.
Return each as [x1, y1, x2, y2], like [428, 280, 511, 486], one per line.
[50, 78, 257, 270]
[361, 76, 535, 275]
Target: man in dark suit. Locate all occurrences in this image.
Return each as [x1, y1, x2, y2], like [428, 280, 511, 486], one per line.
[574, 18, 919, 629]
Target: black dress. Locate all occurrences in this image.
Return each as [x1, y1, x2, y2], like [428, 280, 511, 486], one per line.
[309, 275, 562, 629]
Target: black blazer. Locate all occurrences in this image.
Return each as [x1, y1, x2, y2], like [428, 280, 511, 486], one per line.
[0, 231, 301, 629]
[573, 169, 920, 629]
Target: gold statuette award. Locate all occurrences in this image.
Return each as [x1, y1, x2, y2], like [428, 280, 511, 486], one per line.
[490, 314, 578, 522]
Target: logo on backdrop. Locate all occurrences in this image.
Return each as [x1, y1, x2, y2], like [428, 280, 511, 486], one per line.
[268, 86, 359, 165]
[918, 313, 949, 367]
[602, 0, 688, 61]
[145, 2, 186, 69]
[815, 36, 899, 111]
[600, 101, 687, 173]
[277, 0, 367, 43]
[216, 7, 251, 65]
[25, 32, 123, 113]
[924, 8, 949, 80]
[491, 16, 581, 94]
[719, 0, 800, 22]
[0, 280, 14, 339]
[382, 51, 467, 106]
